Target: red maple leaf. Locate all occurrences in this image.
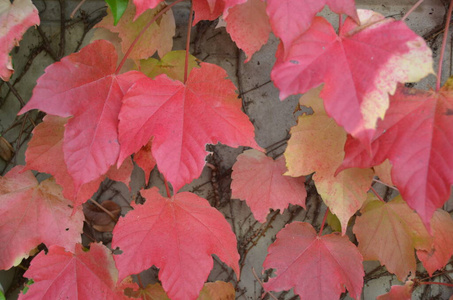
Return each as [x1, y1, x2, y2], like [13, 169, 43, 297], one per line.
[0, 0, 40, 81]
[263, 222, 364, 299]
[266, 0, 358, 57]
[118, 62, 260, 192]
[24, 115, 133, 208]
[19, 243, 127, 300]
[339, 83, 453, 228]
[18, 40, 146, 191]
[0, 166, 83, 270]
[112, 187, 240, 300]
[231, 149, 306, 222]
[271, 10, 433, 145]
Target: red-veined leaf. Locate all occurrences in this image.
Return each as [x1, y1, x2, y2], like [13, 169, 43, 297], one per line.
[19, 243, 127, 299]
[18, 40, 146, 191]
[272, 10, 433, 145]
[266, 0, 358, 57]
[263, 222, 364, 299]
[23, 115, 133, 208]
[339, 81, 453, 229]
[112, 187, 240, 300]
[118, 62, 261, 192]
[0, 166, 83, 270]
[231, 149, 306, 222]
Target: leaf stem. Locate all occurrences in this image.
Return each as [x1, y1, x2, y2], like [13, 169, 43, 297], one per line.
[436, 0, 453, 91]
[370, 186, 385, 202]
[418, 281, 453, 287]
[114, 0, 185, 74]
[163, 178, 172, 198]
[251, 268, 278, 300]
[184, 3, 194, 83]
[318, 208, 329, 236]
[402, 0, 424, 21]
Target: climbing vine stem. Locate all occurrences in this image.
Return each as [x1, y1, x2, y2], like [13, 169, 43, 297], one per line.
[436, 0, 453, 91]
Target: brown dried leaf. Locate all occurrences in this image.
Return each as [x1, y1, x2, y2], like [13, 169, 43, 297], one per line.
[83, 200, 121, 232]
[0, 136, 14, 161]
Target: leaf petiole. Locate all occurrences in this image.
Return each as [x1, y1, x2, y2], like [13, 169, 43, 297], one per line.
[184, 2, 194, 83]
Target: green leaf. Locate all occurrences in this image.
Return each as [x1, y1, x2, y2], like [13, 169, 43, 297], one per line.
[21, 279, 34, 295]
[105, 0, 128, 25]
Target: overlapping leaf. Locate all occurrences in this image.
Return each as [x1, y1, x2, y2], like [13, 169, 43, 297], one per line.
[19, 243, 126, 299]
[19, 40, 146, 191]
[133, 139, 156, 185]
[224, 0, 271, 62]
[0, 166, 83, 270]
[96, 2, 175, 61]
[263, 222, 364, 299]
[266, 0, 358, 57]
[284, 87, 373, 233]
[0, 0, 40, 81]
[192, 0, 246, 24]
[118, 62, 260, 192]
[112, 187, 240, 300]
[139, 50, 199, 82]
[377, 281, 413, 300]
[272, 10, 433, 145]
[417, 210, 453, 276]
[23, 113, 133, 208]
[353, 194, 433, 280]
[126, 281, 235, 300]
[231, 149, 306, 222]
[339, 82, 453, 228]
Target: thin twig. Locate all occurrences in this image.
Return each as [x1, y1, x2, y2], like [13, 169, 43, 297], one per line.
[70, 0, 87, 18]
[372, 178, 398, 191]
[251, 268, 278, 300]
[402, 0, 425, 20]
[184, 3, 194, 83]
[88, 198, 117, 221]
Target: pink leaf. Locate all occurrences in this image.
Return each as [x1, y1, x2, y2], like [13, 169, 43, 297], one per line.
[231, 149, 306, 222]
[266, 0, 358, 58]
[225, 0, 271, 62]
[339, 83, 453, 229]
[19, 244, 127, 300]
[19, 40, 146, 191]
[0, 0, 39, 81]
[417, 210, 453, 276]
[24, 115, 133, 208]
[118, 62, 261, 192]
[271, 10, 433, 145]
[112, 187, 240, 300]
[263, 222, 364, 299]
[0, 166, 83, 270]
